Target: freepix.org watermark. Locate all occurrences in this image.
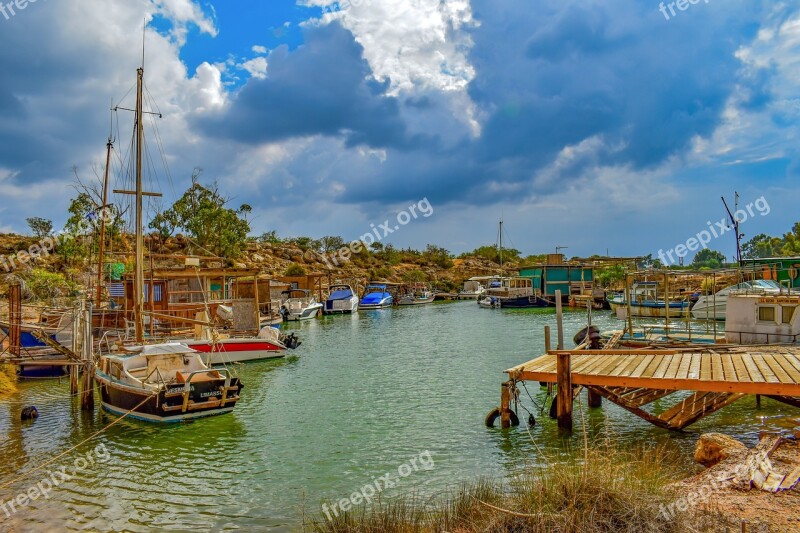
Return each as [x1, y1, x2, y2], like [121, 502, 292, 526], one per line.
[658, 0, 710, 21]
[321, 450, 434, 521]
[320, 0, 372, 17]
[656, 195, 770, 266]
[1, 443, 110, 520]
[0, 0, 43, 22]
[322, 198, 434, 269]
[0, 208, 114, 273]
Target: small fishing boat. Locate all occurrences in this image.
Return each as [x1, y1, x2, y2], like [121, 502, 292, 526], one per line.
[607, 282, 689, 318]
[691, 279, 789, 321]
[324, 284, 359, 314]
[397, 283, 435, 306]
[478, 295, 501, 308]
[281, 289, 323, 321]
[359, 284, 394, 309]
[96, 343, 243, 422]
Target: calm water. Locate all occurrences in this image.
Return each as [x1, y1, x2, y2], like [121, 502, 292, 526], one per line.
[1, 302, 798, 531]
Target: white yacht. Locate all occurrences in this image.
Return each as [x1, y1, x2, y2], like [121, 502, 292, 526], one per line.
[281, 289, 323, 321]
[692, 279, 790, 321]
[324, 284, 359, 314]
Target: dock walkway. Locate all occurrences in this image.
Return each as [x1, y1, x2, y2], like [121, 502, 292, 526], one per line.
[499, 346, 800, 431]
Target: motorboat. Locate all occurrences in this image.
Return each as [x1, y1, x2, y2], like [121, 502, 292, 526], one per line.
[324, 284, 359, 314]
[692, 279, 790, 321]
[459, 278, 487, 300]
[95, 343, 243, 423]
[359, 284, 394, 309]
[478, 277, 549, 309]
[397, 284, 435, 306]
[607, 281, 689, 318]
[184, 325, 296, 365]
[281, 289, 323, 321]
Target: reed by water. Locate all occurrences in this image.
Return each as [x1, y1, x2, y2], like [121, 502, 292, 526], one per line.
[309, 439, 698, 532]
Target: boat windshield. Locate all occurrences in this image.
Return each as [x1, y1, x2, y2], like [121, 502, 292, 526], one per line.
[752, 279, 782, 290]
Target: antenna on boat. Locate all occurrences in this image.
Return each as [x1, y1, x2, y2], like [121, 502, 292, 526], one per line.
[721, 192, 743, 277]
[141, 18, 146, 69]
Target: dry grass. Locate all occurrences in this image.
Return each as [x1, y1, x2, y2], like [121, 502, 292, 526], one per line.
[308, 440, 700, 533]
[0, 363, 17, 395]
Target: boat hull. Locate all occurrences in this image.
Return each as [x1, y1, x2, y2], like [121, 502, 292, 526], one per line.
[609, 300, 688, 318]
[95, 371, 243, 423]
[323, 297, 359, 314]
[499, 296, 551, 309]
[186, 339, 285, 365]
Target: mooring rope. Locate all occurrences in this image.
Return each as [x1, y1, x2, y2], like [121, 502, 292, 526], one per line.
[0, 393, 154, 491]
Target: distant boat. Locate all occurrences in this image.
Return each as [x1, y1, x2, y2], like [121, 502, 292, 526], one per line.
[459, 278, 487, 300]
[96, 343, 243, 423]
[281, 289, 323, 321]
[478, 277, 550, 309]
[691, 279, 789, 321]
[397, 283, 435, 306]
[324, 284, 359, 314]
[607, 281, 689, 318]
[359, 284, 394, 309]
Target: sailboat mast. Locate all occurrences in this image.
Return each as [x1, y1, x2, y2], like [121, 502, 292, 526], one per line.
[134, 67, 145, 343]
[498, 219, 503, 274]
[96, 137, 112, 304]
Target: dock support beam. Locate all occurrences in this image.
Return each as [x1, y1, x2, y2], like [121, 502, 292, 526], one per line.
[588, 389, 602, 408]
[556, 352, 572, 431]
[500, 380, 512, 429]
[555, 290, 564, 349]
[9, 283, 21, 357]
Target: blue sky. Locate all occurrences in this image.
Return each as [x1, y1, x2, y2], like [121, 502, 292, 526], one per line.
[0, 0, 799, 262]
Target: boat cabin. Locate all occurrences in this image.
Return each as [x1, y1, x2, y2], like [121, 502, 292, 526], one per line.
[725, 293, 800, 344]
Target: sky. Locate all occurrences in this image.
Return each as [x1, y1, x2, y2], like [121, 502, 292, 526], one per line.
[0, 0, 799, 262]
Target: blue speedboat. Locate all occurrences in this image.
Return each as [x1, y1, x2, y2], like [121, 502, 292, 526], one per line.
[359, 284, 394, 309]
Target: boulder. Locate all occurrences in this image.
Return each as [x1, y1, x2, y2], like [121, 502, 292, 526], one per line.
[694, 433, 748, 467]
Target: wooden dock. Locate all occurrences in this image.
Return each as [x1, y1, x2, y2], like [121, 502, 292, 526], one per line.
[498, 346, 800, 431]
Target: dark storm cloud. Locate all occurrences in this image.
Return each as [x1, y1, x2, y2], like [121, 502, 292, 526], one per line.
[198, 22, 417, 150]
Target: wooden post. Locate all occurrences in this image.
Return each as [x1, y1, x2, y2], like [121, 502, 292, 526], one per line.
[556, 351, 572, 431]
[500, 381, 512, 429]
[8, 283, 21, 357]
[664, 271, 670, 332]
[70, 306, 79, 395]
[588, 389, 602, 408]
[544, 325, 551, 352]
[80, 300, 94, 411]
[542, 325, 552, 387]
[625, 273, 634, 336]
[555, 290, 564, 350]
[253, 275, 261, 333]
[756, 394, 761, 408]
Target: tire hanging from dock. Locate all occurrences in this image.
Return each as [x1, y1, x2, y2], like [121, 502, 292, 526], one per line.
[484, 407, 519, 428]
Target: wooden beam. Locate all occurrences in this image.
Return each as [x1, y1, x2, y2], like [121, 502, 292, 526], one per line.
[556, 352, 572, 431]
[586, 386, 676, 430]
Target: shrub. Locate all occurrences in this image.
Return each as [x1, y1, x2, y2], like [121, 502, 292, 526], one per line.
[285, 263, 307, 276]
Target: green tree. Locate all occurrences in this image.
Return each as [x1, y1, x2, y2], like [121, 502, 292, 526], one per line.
[742, 233, 782, 259]
[149, 172, 251, 259]
[318, 236, 346, 254]
[462, 245, 522, 264]
[422, 244, 454, 269]
[595, 265, 625, 288]
[26, 217, 52, 239]
[691, 249, 727, 269]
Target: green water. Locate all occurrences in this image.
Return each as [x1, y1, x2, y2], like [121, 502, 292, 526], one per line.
[1, 302, 798, 531]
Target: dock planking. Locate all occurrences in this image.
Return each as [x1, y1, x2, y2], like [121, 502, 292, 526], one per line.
[497, 345, 800, 432]
[507, 346, 800, 398]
